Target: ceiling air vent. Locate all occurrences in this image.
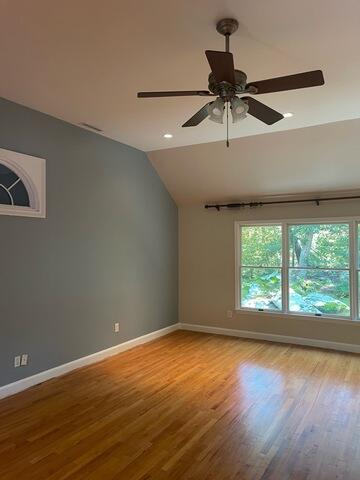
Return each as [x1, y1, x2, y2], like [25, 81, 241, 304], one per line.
[79, 122, 103, 133]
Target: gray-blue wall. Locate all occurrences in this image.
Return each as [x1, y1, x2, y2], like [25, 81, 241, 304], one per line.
[0, 98, 178, 387]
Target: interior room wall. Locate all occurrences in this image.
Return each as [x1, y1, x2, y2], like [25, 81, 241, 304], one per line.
[0, 97, 178, 388]
[179, 201, 360, 345]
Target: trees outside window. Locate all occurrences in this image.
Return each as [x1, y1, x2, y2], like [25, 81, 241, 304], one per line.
[237, 220, 356, 319]
[240, 225, 282, 311]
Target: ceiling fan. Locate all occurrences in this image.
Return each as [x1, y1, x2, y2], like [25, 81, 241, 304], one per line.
[137, 18, 325, 147]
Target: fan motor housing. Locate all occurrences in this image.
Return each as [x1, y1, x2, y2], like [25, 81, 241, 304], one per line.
[208, 70, 248, 98]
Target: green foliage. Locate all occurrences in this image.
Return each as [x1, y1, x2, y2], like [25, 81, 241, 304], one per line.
[289, 269, 350, 316]
[241, 225, 282, 267]
[241, 267, 281, 310]
[289, 224, 349, 268]
[240, 223, 351, 316]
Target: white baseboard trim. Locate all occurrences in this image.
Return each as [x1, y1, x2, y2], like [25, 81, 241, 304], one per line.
[3, 322, 358, 400]
[179, 323, 360, 354]
[0, 323, 180, 400]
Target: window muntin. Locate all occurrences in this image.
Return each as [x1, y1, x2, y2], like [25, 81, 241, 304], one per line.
[0, 163, 30, 206]
[240, 225, 282, 311]
[237, 220, 357, 320]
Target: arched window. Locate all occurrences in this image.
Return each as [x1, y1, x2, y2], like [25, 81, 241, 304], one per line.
[0, 148, 46, 218]
[0, 163, 30, 207]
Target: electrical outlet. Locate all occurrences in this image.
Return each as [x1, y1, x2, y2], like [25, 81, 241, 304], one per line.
[14, 356, 21, 368]
[21, 354, 28, 366]
[114, 322, 120, 333]
[227, 310, 233, 319]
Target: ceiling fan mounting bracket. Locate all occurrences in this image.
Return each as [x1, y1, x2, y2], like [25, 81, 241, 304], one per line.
[216, 18, 239, 37]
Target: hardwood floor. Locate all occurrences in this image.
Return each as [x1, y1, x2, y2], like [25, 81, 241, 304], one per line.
[1, 331, 360, 479]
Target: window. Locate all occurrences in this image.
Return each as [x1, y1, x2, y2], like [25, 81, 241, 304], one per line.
[358, 227, 360, 311]
[288, 224, 350, 317]
[0, 148, 45, 217]
[0, 163, 30, 206]
[236, 219, 358, 320]
[240, 225, 282, 311]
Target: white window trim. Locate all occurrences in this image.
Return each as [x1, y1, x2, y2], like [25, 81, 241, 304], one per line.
[235, 217, 360, 322]
[0, 148, 46, 218]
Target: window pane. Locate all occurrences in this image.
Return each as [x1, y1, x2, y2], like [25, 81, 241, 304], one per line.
[358, 271, 360, 312]
[241, 225, 282, 267]
[289, 223, 349, 268]
[289, 269, 350, 316]
[0, 185, 11, 205]
[241, 267, 282, 310]
[10, 181, 30, 207]
[0, 163, 18, 188]
[358, 224, 360, 268]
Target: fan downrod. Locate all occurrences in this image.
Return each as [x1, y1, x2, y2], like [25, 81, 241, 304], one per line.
[216, 18, 238, 52]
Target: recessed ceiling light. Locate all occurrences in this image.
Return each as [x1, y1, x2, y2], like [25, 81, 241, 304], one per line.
[283, 112, 293, 118]
[163, 133, 173, 138]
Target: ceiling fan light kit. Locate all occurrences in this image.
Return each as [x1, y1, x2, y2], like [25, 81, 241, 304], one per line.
[137, 18, 325, 147]
[207, 97, 225, 124]
[230, 97, 249, 123]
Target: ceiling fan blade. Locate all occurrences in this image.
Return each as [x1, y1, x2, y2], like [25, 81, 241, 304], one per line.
[205, 50, 235, 84]
[242, 97, 283, 125]
[182, 102, 212, 127]
[247, 70, 324, 94]
[137, 90, 212, 98]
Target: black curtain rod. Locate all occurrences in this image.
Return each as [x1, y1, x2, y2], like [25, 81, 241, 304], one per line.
[204, 194, 360, 211]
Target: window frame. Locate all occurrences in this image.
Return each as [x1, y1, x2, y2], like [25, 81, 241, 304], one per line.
[0, 148, 46, 218]
[237, 221, 283, 313]
[235, 217, 360, 322]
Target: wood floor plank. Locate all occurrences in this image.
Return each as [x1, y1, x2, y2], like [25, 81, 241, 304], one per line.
[1, 331, 360, 479]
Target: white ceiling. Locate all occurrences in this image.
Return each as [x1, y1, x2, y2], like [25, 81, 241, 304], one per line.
[148, 118, 360, 205]
[0, 0, 360, 151]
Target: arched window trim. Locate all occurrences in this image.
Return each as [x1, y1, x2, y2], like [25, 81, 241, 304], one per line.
[0, 148, 46, 218]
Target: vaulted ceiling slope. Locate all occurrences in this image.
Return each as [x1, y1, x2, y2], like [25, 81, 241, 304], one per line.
[0, 1, 359, 151]
[148, 118, 360, 205]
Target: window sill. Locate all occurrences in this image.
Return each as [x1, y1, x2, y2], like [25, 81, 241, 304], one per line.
[234, 308, 360, 326]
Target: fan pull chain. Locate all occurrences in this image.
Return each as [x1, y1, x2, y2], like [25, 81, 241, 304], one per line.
[226, 101, 229, 147]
